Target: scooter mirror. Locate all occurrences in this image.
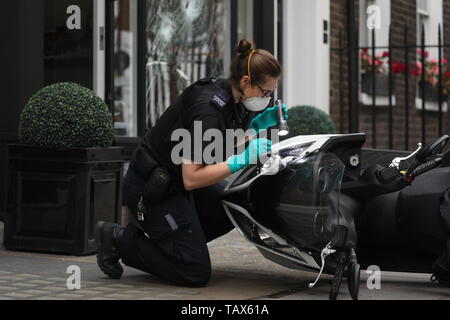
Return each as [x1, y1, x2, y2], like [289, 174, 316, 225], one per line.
[416, 135, 450, 163]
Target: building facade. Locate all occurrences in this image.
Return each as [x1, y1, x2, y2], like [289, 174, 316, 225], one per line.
[330, 0, 450, 150]
[1, 0, 450, 220]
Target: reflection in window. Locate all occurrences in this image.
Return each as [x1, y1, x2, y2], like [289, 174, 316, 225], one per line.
[114, 0, 138, 137]
[145, 0, 231, 127]
[237, 0, 253, 41]
[359, 0, 391, 48]
[44, 0, 93, 88]
[360, 0, 377, 47]
[417, 0, 430, 45]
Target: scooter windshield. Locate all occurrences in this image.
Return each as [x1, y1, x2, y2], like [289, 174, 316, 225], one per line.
[269, 152, 345, 251]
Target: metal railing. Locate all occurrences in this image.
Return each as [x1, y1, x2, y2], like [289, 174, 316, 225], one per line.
[333, 23, 450, 150]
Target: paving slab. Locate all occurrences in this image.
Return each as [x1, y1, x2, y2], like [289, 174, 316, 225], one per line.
[0, 222, 449, 300]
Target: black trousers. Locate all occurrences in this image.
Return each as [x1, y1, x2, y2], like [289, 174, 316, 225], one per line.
[118, 166, 234, 287]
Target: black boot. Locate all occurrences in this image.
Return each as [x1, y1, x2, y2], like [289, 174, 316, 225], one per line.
[95, 221, 125, 279]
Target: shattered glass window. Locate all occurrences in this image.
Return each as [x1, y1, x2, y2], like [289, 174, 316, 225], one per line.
[146, 0, 231, 127]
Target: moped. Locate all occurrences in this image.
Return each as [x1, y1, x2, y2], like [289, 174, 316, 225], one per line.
[221, 131, 450, 300]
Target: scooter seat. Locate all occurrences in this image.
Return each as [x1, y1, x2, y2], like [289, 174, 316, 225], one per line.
[396, 167, 450, 256]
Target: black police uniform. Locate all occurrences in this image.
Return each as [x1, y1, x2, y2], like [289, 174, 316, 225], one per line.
[118, 77, 254, 287]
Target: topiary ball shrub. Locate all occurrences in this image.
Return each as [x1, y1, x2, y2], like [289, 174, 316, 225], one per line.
[287, 105, 337, 136]
[19, 82, 114, 149]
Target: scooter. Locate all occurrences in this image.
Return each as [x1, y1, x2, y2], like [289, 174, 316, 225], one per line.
[221, 123, 450, 300]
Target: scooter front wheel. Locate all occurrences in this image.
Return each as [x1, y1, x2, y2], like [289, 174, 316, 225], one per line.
[348, 263, 361, 300]
[329, 262, 344, 300]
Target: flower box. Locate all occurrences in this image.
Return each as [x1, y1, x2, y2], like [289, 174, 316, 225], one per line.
[361, 73, 395, 97]
[418, 81, 448, 103]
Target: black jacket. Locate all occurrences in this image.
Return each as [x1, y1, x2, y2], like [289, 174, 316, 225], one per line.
[131, 77, 254, 190]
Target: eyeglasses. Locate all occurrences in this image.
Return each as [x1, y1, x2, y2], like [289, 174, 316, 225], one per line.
[255, 83, 275, 98]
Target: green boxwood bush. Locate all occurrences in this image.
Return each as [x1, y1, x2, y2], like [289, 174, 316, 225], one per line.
[19, 82, 114, 148]
[287, 105, 336, 136]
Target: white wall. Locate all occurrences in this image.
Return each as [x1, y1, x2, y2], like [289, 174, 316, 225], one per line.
[283, 0, 330, 114]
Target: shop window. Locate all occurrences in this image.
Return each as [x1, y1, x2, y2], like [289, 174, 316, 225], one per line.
[237, 0, 253, 41]
[44, 0, 93, 89]
[145, 0, 232, 127]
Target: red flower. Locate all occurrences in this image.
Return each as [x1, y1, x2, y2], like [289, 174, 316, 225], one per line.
[445, 72, 450, 78]
[409, 63, 422, 77]
[392, 62, 406, 74]
[418, 49, 429, 58]
[382, 51, 390, 58]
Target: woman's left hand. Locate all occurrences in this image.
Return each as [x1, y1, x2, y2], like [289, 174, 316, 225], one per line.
[249, 104, 288, 134]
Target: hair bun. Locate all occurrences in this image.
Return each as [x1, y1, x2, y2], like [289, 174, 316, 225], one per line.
[237, 39, 255, 56]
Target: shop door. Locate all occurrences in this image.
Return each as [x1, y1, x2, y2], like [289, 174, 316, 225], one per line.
[44, 0, 101, 93]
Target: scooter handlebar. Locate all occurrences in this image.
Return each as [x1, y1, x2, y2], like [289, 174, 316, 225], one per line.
[406, 143, 450, 180]
[408, 157, 443, 181]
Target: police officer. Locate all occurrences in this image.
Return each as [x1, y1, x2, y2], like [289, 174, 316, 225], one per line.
[95, 39, 286, 287]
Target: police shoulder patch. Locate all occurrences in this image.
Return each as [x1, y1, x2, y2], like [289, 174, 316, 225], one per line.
[210, 89, 231, 110]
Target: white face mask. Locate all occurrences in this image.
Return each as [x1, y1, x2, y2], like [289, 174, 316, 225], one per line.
[242, 96, 271, 112]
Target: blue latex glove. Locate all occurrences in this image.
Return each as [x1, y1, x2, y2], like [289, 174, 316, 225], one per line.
[227, 138, 272, 174]
[249, 104, 288, 134]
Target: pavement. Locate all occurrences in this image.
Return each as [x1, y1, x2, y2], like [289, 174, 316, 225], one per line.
[0, 221, 449, 300]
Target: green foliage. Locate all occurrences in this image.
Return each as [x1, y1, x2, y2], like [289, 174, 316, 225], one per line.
[19, 83, 114, 148]
[287, 105, 336, 136]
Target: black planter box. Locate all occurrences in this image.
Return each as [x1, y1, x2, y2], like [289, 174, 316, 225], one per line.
[418, 81, 448, 103]
[4, 145, 124, 255]
[361, 73, 395, 96]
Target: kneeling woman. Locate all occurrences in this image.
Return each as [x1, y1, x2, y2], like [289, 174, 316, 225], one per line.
[95, 39, 286, 287]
